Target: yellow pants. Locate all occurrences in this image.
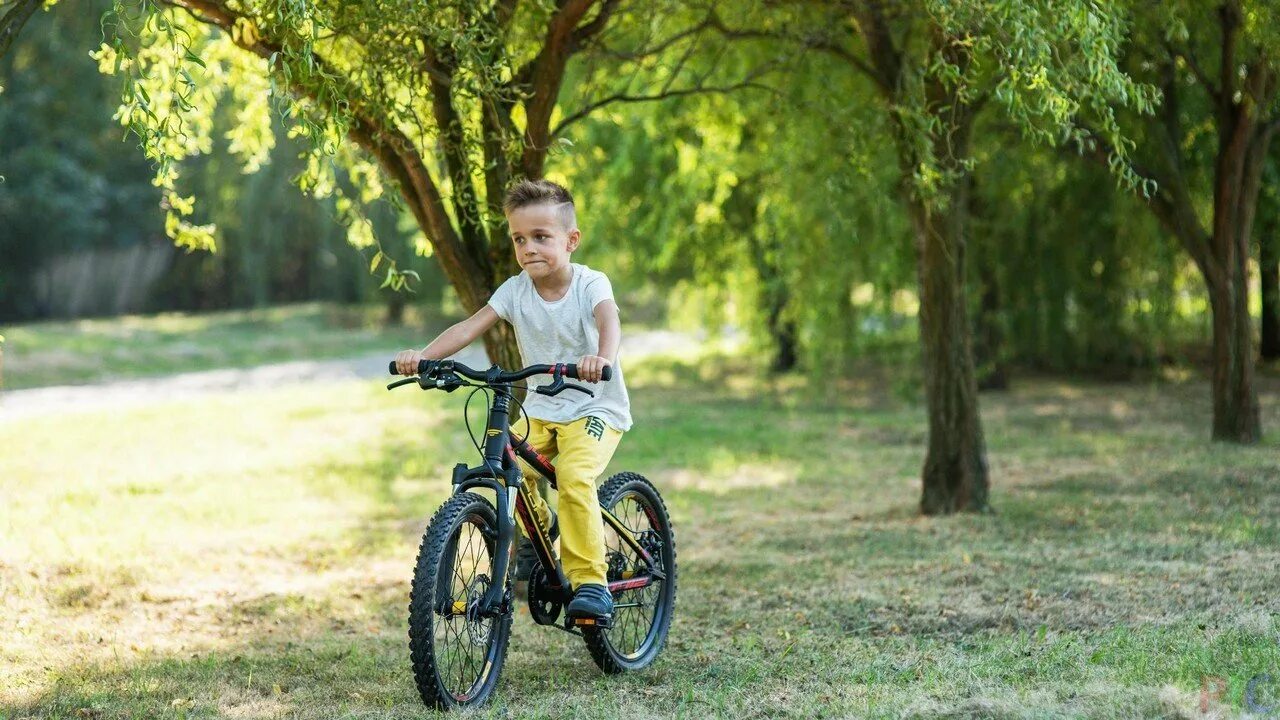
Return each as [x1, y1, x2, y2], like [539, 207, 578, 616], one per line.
[514, 415, 623, 589]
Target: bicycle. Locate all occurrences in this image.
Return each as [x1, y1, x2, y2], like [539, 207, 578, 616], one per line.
[387, 358, 677, 710]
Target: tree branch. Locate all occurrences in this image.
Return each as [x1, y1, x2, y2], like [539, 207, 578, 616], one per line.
[1219, 1, 1240, 118]
[552, 78, 773, 137]
[704, 9, 884, 90]
[1164, 40, 1220, 104]
[160, 0, 490, 302]
[493, 0, 518, 33]
[850, 3, 901, 97]
[1074, 115, 1216, 280]
[570, 0, 620, 50]
[0, 0, 41, 61]
[591, 13, 713, 61]
[421, 44, 489, 271]
[518, 0, 607, 176]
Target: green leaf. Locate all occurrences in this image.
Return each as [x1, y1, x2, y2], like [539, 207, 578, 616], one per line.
[369, 251, 383, 273]
[184, 49, 206, 69]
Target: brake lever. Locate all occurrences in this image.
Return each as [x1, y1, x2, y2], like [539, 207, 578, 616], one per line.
[534, 381, 594, 398]
[420, 371, 463, 393]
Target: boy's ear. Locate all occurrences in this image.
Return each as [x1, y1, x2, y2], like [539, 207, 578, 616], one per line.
[566, 228, 581, 252]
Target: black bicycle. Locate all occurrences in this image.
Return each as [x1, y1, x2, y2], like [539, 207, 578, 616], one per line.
[387, 359, 677, 710]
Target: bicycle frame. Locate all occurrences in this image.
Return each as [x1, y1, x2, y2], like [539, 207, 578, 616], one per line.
[446, 381, 661, 617]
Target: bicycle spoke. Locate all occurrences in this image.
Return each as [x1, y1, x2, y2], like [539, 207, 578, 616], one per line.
[430, 516, 496, 700]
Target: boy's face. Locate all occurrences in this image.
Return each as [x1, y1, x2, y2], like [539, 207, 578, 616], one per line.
[506, 202, 580, 281]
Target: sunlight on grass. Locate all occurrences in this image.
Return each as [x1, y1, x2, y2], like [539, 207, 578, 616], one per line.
[659, 460, 796, 494]
[0, 379, 467, 708]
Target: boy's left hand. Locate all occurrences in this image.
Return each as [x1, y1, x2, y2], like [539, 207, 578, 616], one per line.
[576, 355, 611, 383]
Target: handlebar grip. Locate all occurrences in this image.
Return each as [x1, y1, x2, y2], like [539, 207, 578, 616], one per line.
[388, 359, 438, 376]
[564, 364, 612, 381]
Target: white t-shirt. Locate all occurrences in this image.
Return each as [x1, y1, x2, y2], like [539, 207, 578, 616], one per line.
[486, 263, 632, 432]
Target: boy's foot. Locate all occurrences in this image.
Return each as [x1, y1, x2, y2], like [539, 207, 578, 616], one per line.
[514, 511, 558, 583]
[566, 583, 613, 623]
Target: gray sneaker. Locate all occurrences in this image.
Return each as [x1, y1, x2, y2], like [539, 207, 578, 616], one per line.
[566, 583, 613, 623]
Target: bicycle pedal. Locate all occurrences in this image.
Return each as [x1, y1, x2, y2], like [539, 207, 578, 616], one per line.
[570, 615, 612, 629]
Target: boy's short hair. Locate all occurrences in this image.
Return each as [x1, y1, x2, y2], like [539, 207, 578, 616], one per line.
[503, 179, 577, 230]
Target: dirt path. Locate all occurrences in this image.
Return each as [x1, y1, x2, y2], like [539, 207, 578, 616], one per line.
[0, 329, 724, 422]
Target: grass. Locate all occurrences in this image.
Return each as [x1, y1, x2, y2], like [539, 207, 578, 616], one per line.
[0, 303, 448, 390]
[2, 319, 1279, 718]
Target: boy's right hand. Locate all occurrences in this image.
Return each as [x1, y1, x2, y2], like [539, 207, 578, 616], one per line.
[394, 349, 427, 375]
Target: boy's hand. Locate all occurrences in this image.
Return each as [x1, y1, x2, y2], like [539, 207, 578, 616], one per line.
[394, 349, 426, 376]
[576, 355, 611, 383]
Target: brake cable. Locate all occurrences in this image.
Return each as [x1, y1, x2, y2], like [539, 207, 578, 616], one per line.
[461, 380, 533, 480]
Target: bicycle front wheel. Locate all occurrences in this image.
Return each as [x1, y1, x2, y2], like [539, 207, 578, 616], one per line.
[583, 472, 677, 673]
[408, 492, 511, 709]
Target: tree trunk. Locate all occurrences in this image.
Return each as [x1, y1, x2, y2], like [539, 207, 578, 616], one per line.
[1204, 89, 1267, 442]
[881, 36, 992, 515]
[1260, 201, 1280, 360]
[725, 155, 799, 373]
[482, 321, 523, 371]
[909, 194, 992, 515]
[384, 290, 406, 326]
[765, 292, 799, 373]
[751, 245, 798, 374]
[1207, 274, 1261, 441]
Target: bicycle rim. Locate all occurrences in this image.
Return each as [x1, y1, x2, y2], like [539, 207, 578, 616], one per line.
[436, 513, 502, 702]
[601, 488, 673, 661]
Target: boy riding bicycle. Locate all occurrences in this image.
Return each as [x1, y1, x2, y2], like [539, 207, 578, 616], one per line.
[394, 179, 631, 623]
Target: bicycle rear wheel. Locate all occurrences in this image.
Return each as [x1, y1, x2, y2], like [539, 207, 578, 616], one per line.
[583, 472, 677, 673]
[408, 492, 511, 709]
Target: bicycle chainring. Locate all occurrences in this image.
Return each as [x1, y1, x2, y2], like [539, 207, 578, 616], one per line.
[526, 563, 562, 626]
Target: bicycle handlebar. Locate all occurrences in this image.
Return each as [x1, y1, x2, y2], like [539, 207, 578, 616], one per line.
[387, 359, 612, 383]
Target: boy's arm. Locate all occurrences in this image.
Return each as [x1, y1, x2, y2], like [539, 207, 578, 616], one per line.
[578, 299, 620, 383]
[394, 305, 501, 375]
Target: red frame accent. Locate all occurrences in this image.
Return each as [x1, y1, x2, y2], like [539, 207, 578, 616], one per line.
[608, 576, 653, 592]
[508, 436, 557, 487]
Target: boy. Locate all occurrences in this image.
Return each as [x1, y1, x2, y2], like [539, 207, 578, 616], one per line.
[393, 179, 631, 622]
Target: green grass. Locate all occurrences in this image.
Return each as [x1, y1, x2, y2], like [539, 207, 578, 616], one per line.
[2, 332, 1279, 718]
[0, 303, 448, 389]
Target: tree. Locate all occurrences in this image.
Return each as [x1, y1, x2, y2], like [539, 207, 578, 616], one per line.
[1098, 0, 1279, 442]
[105, 0, 734, 367]
[738, 1, 1154, 513]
